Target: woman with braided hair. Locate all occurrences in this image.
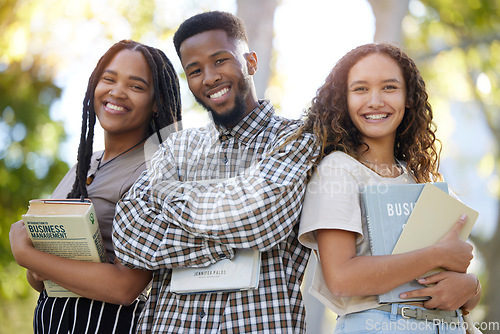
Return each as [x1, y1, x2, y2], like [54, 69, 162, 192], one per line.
[10, 39, 181, 333]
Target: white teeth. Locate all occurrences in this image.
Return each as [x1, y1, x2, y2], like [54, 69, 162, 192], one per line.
[365, 114, 388, 120]
[210, 88, 229, 99]
[106, 103, 125, 112]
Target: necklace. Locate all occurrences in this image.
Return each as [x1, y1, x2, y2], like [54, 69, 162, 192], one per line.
[361, 158, 403, 178]
[86, 138, 146, 185]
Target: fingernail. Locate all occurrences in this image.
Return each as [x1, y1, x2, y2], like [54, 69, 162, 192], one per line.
[460, 214, 467, 220]
[418, 278, 426, 283]
[400, 293, 407, 298]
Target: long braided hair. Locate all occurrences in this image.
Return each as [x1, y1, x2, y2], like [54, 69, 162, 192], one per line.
[67, 39, 181, 199]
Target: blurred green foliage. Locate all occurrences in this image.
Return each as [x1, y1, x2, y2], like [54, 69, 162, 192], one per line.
[1, 2, 69, 331]
[405, 0, 500, 138]
[0, 61, 69, 332]
[0, 59, 69, 293]
[405, 0, 500, 329]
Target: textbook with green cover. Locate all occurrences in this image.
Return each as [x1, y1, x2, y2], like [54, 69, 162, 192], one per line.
[22, 199, 107, 298]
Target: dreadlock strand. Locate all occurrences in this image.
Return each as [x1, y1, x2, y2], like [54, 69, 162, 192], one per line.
[67, 39, 182, 200]
[67, 97, 89, 198]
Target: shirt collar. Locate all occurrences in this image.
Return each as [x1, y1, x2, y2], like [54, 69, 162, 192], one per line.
[208, 100, 274, 146]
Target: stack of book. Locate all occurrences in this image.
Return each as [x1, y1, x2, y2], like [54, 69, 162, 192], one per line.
[361, 183, 478, 303]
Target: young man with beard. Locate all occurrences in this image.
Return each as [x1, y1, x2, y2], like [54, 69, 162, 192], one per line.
[112, 11, 316, 333]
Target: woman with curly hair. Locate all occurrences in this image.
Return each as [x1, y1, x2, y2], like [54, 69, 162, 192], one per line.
[298, 43, 480, 333]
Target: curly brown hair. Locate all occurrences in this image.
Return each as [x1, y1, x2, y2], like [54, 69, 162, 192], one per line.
[303, 43, 442, 183]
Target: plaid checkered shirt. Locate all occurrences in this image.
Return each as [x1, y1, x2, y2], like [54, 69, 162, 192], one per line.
[112, 100, 316, 333]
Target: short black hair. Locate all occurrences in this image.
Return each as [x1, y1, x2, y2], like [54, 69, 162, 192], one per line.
[173, 11, 248, 57]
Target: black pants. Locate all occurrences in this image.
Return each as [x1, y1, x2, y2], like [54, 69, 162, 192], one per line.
[33, 290, 145, 334]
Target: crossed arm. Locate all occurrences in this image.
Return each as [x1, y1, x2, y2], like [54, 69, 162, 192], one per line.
[112, 130, 316, 270]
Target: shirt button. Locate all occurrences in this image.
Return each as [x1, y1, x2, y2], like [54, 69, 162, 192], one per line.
[218, 253, 227, 259]
[199, 310, 206, 318]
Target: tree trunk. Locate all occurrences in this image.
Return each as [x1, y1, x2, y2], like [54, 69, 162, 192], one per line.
[366, 0, 410, 44]
[464, 66, 500, 334]
[481, 198, 500, 333]
[236, 0, 279, 98]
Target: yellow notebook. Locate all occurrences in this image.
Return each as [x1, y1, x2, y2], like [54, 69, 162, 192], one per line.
[392, 183, 478, 276]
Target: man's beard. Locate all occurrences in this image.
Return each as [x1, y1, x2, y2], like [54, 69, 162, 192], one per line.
[196, 76, 251, 128]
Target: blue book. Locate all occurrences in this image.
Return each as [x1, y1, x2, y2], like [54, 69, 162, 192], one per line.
[361, 182, 448, 304]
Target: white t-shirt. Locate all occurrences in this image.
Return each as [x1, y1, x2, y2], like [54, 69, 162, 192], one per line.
[298, 151, 415, 316]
